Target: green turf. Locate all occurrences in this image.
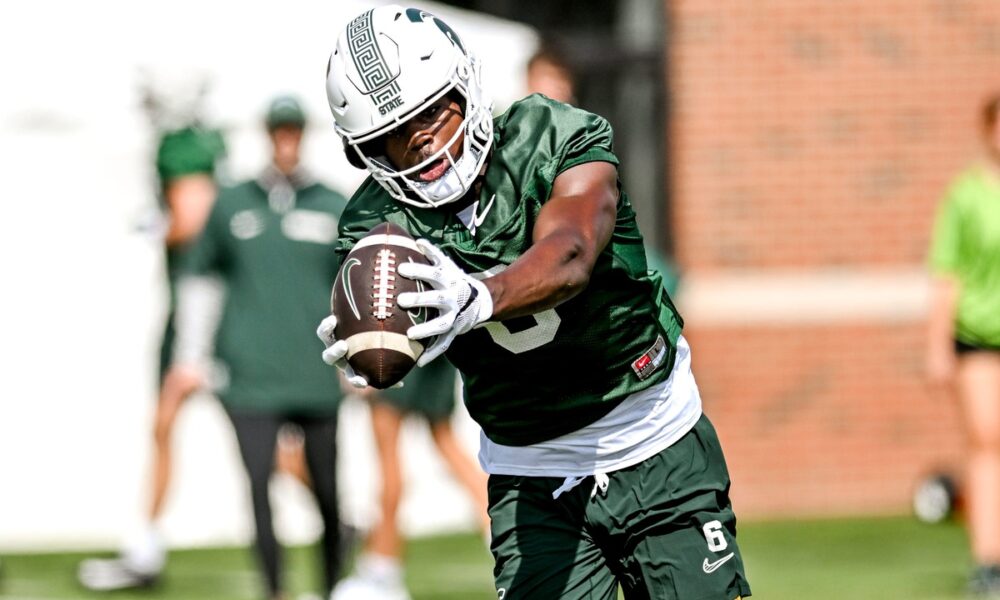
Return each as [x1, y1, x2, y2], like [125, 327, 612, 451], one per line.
[0, 517, 974, 599]
[739, 516, 971, 599]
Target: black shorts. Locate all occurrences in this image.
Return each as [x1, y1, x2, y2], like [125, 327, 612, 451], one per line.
[955, 339, 1000, 355]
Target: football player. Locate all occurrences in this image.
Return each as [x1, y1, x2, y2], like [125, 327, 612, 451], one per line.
[317, 6, 751, 599]
[77, 75, 227, 593]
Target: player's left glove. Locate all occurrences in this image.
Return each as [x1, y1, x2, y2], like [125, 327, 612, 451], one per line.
[397, 238, 493, 366]
[316, 315, 370, 388]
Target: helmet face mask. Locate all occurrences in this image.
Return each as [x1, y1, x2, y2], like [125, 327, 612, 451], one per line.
[327, 5, 494, 208]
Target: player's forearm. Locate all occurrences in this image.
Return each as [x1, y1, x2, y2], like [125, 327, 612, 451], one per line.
[484, 230, 594, 320]
[481, 161, 618, 322]
[164, 175, 216, 247]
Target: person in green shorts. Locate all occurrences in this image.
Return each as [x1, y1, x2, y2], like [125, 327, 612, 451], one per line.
[317, 6, 751, 599]
[927, 93, 1000, 597]
[78, 82, 227, 592]
[176, 95, 349, 600]
[332, 356, 489, 600]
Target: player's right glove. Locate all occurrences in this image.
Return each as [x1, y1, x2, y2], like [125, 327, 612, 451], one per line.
[316, 314, 369, 388]
[397, 239, 493, 366]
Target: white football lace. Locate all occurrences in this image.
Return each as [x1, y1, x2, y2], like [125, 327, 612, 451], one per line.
[373, 249, 396, 320]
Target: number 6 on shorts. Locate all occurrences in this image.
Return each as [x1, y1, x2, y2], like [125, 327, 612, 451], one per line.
[703, 520, 728, 552]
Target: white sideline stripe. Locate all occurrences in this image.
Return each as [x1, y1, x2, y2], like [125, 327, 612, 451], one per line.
[676, 268, 931, 325]
[345, 331, 423, 360]
[351, 234, 420, 253]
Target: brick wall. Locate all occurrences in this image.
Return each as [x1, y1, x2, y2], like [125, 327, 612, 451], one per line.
[686, 324, 964, 517]
[668, 0, 1000, 517]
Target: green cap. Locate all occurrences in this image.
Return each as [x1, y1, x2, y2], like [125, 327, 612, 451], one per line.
[265, 95, 306, 129]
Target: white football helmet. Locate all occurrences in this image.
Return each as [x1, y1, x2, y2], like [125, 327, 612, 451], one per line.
[326, 5, 493, 208]
[138, 64, 212, 131]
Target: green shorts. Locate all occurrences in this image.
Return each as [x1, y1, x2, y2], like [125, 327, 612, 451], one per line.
[488, 414, 751, 600]
[374, 355, 458, 422]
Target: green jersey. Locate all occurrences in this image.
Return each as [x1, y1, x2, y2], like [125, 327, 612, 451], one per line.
[929, 164, 1000, 346]
[154, 126, 227, 377]
[185, 169, 348, 414]
[155, 126, 227, 283]
[337, 95, 683, 446]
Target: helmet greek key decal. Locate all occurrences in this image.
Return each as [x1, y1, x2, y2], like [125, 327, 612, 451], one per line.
[347, 9, 402, 115]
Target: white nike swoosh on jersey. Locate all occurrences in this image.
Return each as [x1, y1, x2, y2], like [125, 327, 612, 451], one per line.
[472, 194, 496, 230]
[702, 552, 735, 574]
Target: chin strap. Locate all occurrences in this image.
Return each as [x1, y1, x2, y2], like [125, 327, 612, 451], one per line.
[407, 145, 482, 205]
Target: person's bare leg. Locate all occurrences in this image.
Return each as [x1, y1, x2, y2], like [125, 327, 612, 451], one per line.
[429, 420, 489, 531]
[330, 401, 410, 599]
[135, 369, 196, 572]
[149, 389, 185, 520]
[367, 402, 406, 559]
[148, 366, 202, 519]
[958, 352, 1000, 565]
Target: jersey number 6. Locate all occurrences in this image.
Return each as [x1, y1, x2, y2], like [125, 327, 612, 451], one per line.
[475, 266, 562, 354]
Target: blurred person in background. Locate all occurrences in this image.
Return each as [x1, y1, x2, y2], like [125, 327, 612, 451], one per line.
[173, 95, 349, 600]
[79, 81, 318, 594]
[927, 93, 1000, 598]
[525, 39, 576, 105]
[525, 39, 681, 297]
[78, 74, 228, 592]
[331, 357, 489, 600]
[319, 6, 750, 599]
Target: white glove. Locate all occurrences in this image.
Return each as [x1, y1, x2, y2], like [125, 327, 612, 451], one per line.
[315, 314, 369, 388]
[397, 239, 493, 367]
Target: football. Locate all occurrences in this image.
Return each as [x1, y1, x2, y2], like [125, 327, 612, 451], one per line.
[330, 222, 435, 389]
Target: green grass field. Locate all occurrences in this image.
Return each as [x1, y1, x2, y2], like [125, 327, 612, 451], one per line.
[0, 516, 974, 599]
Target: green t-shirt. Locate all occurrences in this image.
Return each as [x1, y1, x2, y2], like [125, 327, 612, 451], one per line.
[929, 164, 1000, 346]
[337, 95, 684, 445]
[184, 174, 348, 414]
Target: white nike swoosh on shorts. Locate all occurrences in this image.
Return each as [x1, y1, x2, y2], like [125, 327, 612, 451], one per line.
[702, 552, 735, 574]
